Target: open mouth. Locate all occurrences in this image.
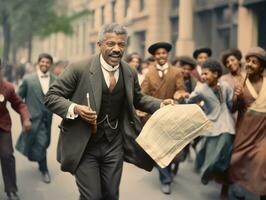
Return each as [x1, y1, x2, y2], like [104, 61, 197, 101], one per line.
[109, 54, 121, 61]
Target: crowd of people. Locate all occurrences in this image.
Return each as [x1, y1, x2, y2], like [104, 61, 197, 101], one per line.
[0, 23, 266, 200]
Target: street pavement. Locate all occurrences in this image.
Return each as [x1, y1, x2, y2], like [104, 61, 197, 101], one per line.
[0, 104, 257, 200]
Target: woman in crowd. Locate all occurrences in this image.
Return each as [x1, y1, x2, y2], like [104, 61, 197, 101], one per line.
[229, 47, 266, 200]
[125, 53, 144, 84]
[220, 48, 244, 89]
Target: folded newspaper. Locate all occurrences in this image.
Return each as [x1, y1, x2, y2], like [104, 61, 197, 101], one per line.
[136, 104, 212, 168]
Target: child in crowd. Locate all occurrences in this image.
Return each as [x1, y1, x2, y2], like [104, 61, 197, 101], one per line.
[177, 59, 235, 199]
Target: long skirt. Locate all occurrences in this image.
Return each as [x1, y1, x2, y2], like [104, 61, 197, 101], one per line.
[197, 133, 234, 185]
[229, 111, 266, 195]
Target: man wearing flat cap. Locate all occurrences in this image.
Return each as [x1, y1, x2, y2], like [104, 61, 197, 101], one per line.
[192, 47, 212, 82]
[141, 42, 186, 195]
[229, 47, 266, 200]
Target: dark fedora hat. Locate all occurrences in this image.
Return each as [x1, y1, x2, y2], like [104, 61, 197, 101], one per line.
[148, 42, 172, 55]
[178, 56, 197, 69]
[193, 47, 212, 59]
[245, 46, 266, 63]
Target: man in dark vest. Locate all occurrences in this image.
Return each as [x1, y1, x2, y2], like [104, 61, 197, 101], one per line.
[44, 23, 173, 200]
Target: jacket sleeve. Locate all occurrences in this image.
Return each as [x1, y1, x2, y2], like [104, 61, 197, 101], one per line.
[186, 85, 203, 104]
[44, 64, 80, 118]
[8, 84, 31, 122]
[140, 74, 151, 95]
[132, 69, 161, 114]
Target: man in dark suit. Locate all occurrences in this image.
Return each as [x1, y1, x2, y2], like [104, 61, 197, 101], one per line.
[0, 58, 32, 200]
[16, 53, 56, 184]
[44, 23, 173, 200]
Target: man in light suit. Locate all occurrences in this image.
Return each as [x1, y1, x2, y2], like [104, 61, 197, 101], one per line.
[16, 53, 56, 184]
[141, 42, 186, 195]
[44, 23, 173, 200]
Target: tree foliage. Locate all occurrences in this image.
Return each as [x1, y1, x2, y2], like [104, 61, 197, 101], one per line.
[0, 0, 89, 62]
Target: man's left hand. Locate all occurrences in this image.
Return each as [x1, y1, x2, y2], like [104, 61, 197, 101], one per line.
[160, 99, 175, 108]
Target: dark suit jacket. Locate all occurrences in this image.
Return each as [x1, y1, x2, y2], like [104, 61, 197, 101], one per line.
[44, 54, 161, 174]
[0, 80, 30, 133]
[16, 72, 56, 161]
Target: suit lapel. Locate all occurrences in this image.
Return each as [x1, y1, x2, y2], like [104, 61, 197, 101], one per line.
[32, 73, 45, 99]
[150, 66, 164, 89]
[121, 61, 133, 106]
[88, 55, 103, 114]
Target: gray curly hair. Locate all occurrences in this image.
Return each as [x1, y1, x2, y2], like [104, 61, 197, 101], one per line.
[98, 23, 128, 43]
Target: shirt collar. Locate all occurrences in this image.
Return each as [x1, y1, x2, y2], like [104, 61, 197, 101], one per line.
[156, 63, 169, 71]
[100, 54, 119, 72]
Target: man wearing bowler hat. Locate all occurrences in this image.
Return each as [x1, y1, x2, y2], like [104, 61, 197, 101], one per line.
[192, 47, 212, 82]
[141, 42, 186, 194]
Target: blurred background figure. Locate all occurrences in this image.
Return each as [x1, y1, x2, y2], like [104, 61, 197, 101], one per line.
[192, 47, 212, 82]
[24, 62, 35, 75]
[15, 58, 27, 85]
[125, 53, 143, 84]
[51, 60, 69, 76]
[3, 61, 14, 83]
[177, 56, 198, 94]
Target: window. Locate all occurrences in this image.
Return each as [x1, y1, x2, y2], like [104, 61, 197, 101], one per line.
[139, 0, 145, 11]
[90, 10, 95, 28]
[135, 31, 146, 58]
[101, 5, 105, 25]
[171, 0, 179, 9]
[111, 0, 116, 22]
[124, 0, 130, 17]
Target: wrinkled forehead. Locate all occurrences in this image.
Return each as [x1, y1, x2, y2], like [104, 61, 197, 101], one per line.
[103, 32, 127, 42]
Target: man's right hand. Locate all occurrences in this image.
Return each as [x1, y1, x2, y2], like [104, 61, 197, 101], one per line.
[234, 84, 244, 98]
[74, 105, 97, 125]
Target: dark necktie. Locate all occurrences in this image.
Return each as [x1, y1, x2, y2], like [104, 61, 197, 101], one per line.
[108, 71, 116, 92]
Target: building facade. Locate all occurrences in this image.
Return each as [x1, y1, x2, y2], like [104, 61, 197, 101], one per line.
[29, 0, 266, 62]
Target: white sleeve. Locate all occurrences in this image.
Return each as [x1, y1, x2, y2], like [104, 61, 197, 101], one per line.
[66, 103, 79, 119]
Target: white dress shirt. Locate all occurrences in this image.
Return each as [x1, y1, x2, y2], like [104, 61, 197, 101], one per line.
[66, 54, 120, 119]
[196, 65, 202, 76]
[100, 54, 119, 86]
[156, 63, 169, 78]
[37, 69, 50, 94]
